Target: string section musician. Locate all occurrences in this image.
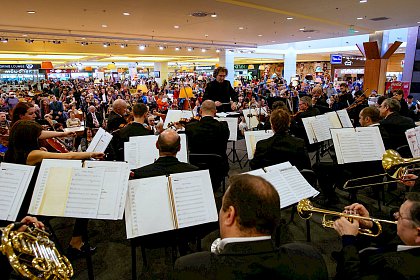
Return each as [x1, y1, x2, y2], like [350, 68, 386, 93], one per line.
[203, 67, 238, 112]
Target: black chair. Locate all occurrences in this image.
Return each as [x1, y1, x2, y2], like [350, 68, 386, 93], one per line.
[189, 153, 227, 193]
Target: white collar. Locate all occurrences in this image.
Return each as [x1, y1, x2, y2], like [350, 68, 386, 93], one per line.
[211, 236, 271, 254]
[397, 245, 420, 252]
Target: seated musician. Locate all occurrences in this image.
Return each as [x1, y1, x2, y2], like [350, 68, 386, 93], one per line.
[106, 99, 128, 133]
[250, 108, 311, 171]
[174, 174, 328, 280]
[333, 193, 420, 280]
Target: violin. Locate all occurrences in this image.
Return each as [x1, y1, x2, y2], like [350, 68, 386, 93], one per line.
[40, 138, 69, 153]
[346, 88, 369, 111]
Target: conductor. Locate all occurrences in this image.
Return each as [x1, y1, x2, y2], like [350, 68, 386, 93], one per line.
[203, 66, 238, 112]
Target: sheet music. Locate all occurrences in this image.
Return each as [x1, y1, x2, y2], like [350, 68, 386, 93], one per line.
[302, 117, 318, 144]
[86, 127, 113, 153]
[260, 169, 297, 208]
[325, 112, 342, 129]
[84, 161, 130, 220]
[29, 159, 105, 218]
[244, 130, 274, 160]
[336, 109, 353, 128]
[218, 117, 238, 141]
[312, 115, 333, 142]
[355, 127, 385, 161]
[406, 127, 420, 157]
[127, 134, 188, 169]
[279, 166, 319, 200]
[242, 109, 259, 129]
[170, 170, 218, 229]
[0, 163, 35, 221]
[263, 161, 293, 172]
[163, 110, 194, 129]
[64, 126, 85, 134]
[125, 176, 174, 238]
[244, 169, 267, 176]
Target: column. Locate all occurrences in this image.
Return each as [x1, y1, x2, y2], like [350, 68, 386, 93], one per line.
[218, 50, 235, 83]
[154, 62, 168, 86]
[284, 47, 297, 84]
[402, 26, 420, 99]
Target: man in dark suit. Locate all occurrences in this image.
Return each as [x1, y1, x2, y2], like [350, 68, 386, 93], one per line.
[132, 129, 198, 179]
[112, 103, 153, 161]
[333, 192, 420, 279]
[203, 67, 238, 112]
[379, 98, 415, 150]
[85, 105, 103, 129]
[290, 95, 321, 145]
[185, 100, 230, 191]
[106, 99, 127, 133]
[250, 108, 311, 171]
[174, 174, 328, 280]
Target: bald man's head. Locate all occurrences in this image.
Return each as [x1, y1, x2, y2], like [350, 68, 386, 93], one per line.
[157, 129, 181, 156]
[113, 99, 128, 115]
[201, 100, 216, 116]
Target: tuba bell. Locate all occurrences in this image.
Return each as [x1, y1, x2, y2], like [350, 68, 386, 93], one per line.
[0, 222, 73, 279]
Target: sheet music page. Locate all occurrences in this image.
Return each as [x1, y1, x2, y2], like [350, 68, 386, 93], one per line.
[302, 117, 317, 144]
[0, 163, 35, 221]
[336, 109, 353, 128]
[244, 130, 274, 159]
[31, 166, 104, 218]
[170, 170, 218, 229]
[312, 115, 333, 142]
[84, 161, 130, 220]
[244, 169, 267, 176]
[218, 117, 238, 141]
[242, 109, 259, 129]
[216, 112, 228, 118]
[415, 126, 420, 150]
[180, 110, 194, 119]
[128, 135, 159, 168]
[263, 161, 293, 172]
[279, 167, 319, 200]
[406, 128, 418, 157]
[163, 110, 183, 129]
[331, 129, 345, 164]
[86, 127, 113, 153]
[325, 112, 343, 129]
[125, 176, 173, 238]
[336, 129, 362, 164]
[260, 169, 297, 208]
[355, 127, 386, 162]
[64, 126, 85, 134]
[124, 141, 140, 169]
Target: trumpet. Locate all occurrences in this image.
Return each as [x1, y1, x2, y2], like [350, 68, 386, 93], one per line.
[343, 149, 420, 189]
[0, 222, 73, 279]
[297, 199, 397, 237]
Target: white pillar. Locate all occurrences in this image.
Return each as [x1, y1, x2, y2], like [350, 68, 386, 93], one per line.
[154, 62, 168, 86]
[218, 50, 235, 83]
[284, 47, 297, 84]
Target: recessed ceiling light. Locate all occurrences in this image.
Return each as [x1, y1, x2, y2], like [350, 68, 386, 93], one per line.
[238, 27, 244, 30]
[101, 24, 108, 28]
[359, 0, 367, 3]
[187, 47, 193, 51]
[201, 48, 206, 52]
[159, 46, 165, 50]
[123, 12, 130, 16]
[27, 11, 36, 14]
[103, 42, 110, 47]
[417, 21, 420, 24]
[82, 37, 86, 40]
[299, 28, 305, 31]
[120, 43, 127, 48]
[22, 34, 28, 37]
[205, 34, 209, 37]
[258, 34, 263, 37]
[272, 40, 276, 43]
[216, 49, 221, 53]
[354, 30, 360, 33]
[307, 36, 311, 39]
[286, 17, 293, 20]
[174, 25, 180, 29]
[210, 13, 217, 18]
[139, 45, 145, 50]
[175, 47, 180, 51]
[357, 17, 363, 20]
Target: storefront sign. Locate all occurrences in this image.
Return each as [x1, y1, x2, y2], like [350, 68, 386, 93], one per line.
[46, 69, 73, 73]
[195, 65, 214, 71]
[3, 69, 38, 74]
[385, 81, 411, 98]
[344, 60, 353, 66]
[0, 64, 41, 70]
[234, 64, 248, 70]
[330, 54, 343, 64]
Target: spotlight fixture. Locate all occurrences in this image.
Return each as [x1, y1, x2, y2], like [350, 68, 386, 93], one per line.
[286, 17, 293, 20]
[27, 11, 36, 14]
[175, 47, 180, 51]
[187, 47, 193, 51]
[299, 28, 305, 31]
[359, 0, 367, 3]
[52, 40, 61, 44]
[139, 45, 146, 50]
[158, 46, 165, 50]
[103, 42, 110, 47]
[80, 41, 89, 46]
[1, 38, 8, 43]
[210, 13, 217, 18]
[25, 38, 34, 43]
[201, 48, 206, 52]
[215, 49, 221, 53]
[120, 43, 128, 48]
[123, 12, 130, 16]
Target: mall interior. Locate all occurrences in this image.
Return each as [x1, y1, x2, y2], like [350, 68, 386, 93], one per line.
[1, 1, 420, 280]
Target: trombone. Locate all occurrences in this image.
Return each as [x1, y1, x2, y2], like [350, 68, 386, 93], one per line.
[343, 149, 420, 190]
[297, 199, 397, 237]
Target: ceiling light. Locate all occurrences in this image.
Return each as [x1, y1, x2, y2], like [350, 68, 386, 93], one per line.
[25, 39, 34, 43]
[204, 34, 209, 37]
[299, 28, 305, 31]
[82, 37, 86, 40]
[307, 36, 311, 39]
[175, 47, 180, 51]
[103, 42, 110, 47]
[159, 46, 165, 50]
[417, 21, 420, 24]
[359, 0, 367, 2]
[354, 30, 360, 33]
[187, 47, 193, 51]
[22, 34, 28, 37]
[139, 45, 146, 50]
[174, 25, 180, 29]
[201, 48, 206, 52]
[52, 40, 61, 44]
[81, 41, 89, 46]
[286, 17, 293, 20]
[0, 38, 8, 43]
[272, 40, 276, 43]
[357, 17, 363, 20]
[258, 34, 263, 37]
[210, 13, 217, 18]
[216, 49, 221, 53]
[120, 43, 127, 48]
[101, 24, 108, 28]
[123, 12, 130, 16]
[27, 11, 36, 14]
[238, 27, 244, 30]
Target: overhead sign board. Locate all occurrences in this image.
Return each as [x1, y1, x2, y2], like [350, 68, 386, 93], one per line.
[330, 54, 343, 64]
[0, 64, 41, 70]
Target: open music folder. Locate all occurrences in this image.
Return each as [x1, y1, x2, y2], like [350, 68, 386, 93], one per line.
[0, 163, 35, 221]
[244, 130, 274, 160]
[124, 134, 188, 170]
[331, 126, 386, 164]
[405, 126, 420, 157]
[125, 169, 218, 238]
[86, 127, 113, 153]
[163, 109, 195, 129]
[217, 117, 238, 141]
[244, 162, 319, 208]
[302, 109, 353, 144]
[28, 159, 130, 220]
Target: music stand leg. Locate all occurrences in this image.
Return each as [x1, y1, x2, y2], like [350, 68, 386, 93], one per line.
[84, 238, 94, 280]
[131, 240, 137, 280]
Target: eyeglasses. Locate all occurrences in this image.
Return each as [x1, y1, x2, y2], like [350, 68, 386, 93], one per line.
[393, 211, 412, 222]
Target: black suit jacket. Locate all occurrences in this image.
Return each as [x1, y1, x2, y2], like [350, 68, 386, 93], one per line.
[380, 112, 415, 150]
[106, 111, 127, 132]
[132, 156, 198, 179]
[174, 240, 328, 280]
[203, 80, 238, 112]
[185, 116, 230, 174]
[250, 131, 311, 171]
[85, 111, 103, 128]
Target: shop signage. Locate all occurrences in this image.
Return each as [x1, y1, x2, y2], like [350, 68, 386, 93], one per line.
[344, 59, 353, 66]
[195, 65, 214, 71]
[3, 69, 37, 74]
[330, 54, 343, 64]
[46, 69, 73, 73]
[234, 64, 248, 70]
[0, 64, 41, 70]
